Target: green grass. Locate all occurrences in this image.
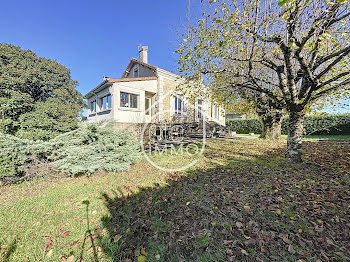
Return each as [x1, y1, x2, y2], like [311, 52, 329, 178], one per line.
[0, 145, 206, 262]
[236, 133, 350, 140]
[0, 139, 349, 261]
[304, 135, 350, 140]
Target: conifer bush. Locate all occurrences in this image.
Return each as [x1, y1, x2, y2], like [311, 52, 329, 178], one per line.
[0, 124, 142, 183]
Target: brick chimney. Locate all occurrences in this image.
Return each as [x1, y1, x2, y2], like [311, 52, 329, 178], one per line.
[138, 45, 148, 63]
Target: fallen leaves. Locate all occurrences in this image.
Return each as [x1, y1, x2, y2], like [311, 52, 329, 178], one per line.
[235, 221, 244, 228]
[45, 238, 54, 251]
[113, 234, 122, 243]
[140, 248, 147, 256]
[137, 255, 146, 262]
[223, 240, 233, 245]
[61, 231, 71, 239]
[281, 234, 292, 244]
[59, 255, 75, 262]
[288, 244, 295, 254]
[46, 249, 53, 258]
[243, 205, 251, 211]
[14, 139, 347, 262]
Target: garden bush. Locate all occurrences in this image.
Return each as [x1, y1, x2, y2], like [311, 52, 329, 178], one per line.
[227, 114, 350, 135]
[226, 118, 263, 134]
[0, 123, 142, 183]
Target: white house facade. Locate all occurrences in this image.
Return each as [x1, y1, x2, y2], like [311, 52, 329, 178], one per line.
[85, 46, 225, 126]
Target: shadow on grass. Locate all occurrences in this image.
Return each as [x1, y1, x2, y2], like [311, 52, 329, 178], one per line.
[79, 200, 100, 262]
[97, 140, 350, 261]
[1, 239, 17, 262]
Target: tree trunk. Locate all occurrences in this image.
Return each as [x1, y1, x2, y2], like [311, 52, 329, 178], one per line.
[260, 115, 283, 139]
[286, 111, 304, 163]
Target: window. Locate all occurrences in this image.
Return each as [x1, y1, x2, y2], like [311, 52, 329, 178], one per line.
[197, 99, 202, 119]
[120, 92, 138, 109]
[100, 94, 112, 110]
[133, 65, 139, 78]
[174, 95, 184, 114]
[212, 104, 219, 119]
[145, 98, 151, 115]
[90, 100, 96, 113]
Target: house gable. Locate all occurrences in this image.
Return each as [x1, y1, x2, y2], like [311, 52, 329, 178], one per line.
[122, 58, 157, 79]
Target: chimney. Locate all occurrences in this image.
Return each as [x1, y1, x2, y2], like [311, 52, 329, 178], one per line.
[103, 75, 109, 81]
[138, 45, 148, 63]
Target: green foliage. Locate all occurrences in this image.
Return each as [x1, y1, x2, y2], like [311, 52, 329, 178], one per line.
[16, 100, 81, 140]
[0, 152, 24, 178]
[283, 114, 350, 136]
[0, 43, 85, 139]
[0, 124, 142, 181]
[227, 114, 350, 135]
[227, 118, 263, 134]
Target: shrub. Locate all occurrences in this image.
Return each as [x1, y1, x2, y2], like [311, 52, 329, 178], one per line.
[0, 123, 142, 183]
[281, 114, 350, 135]
[227, 114, 350, 135]
[226, 118, 262, 134]
[0, 152, 24, 178]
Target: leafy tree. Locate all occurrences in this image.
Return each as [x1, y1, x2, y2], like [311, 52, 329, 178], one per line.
[16, 100, 82, 140]
[211, 71, 285, 138]
[177, 0, 350, 162]
[0, 43, 85, 139]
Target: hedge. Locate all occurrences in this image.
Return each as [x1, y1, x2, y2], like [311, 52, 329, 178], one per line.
[0, 123, 142, 183]
[226, 114, 350, 135]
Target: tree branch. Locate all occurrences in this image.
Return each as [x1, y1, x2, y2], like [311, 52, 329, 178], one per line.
[317, 71, 350, 89]
[310, 78, 350, 102]
[316, 48, 350, 80]
[313, 46, 350, 70]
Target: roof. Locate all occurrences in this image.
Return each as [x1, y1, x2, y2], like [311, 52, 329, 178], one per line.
[85, 57, 182, 99]
[109, 76, 157, 83]
[84, 76, 158, 98]
[122, 58, 157, 78]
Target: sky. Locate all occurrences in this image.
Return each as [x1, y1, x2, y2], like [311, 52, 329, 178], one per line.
[0, 0, 199, 96]
[0, 0, 349, 114]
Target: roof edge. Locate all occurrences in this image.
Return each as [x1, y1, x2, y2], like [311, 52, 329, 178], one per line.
[122, 58, 158, 78]
[109, 76, 158, 83]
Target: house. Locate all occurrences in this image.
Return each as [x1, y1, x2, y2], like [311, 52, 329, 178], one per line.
[84, 46, 225, 129]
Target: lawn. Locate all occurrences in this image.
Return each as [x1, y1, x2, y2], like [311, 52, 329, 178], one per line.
[236, 134, 350, 141]
[304, 135, 350, 141]
[0, 139, 349, 262]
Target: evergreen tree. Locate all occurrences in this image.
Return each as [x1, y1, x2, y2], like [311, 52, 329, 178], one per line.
[0, 43, 85, 139]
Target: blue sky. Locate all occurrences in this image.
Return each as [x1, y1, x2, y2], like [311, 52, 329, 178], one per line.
[0, 0, 349, 114]
[0, 0, 199, 96]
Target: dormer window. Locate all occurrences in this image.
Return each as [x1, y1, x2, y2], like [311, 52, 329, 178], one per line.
[133, 65, 139, 78]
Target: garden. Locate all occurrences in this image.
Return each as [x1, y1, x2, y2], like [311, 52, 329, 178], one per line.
[1, 137, 349, 261]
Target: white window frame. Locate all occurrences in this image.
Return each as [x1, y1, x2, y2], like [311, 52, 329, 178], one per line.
[145, 97, 151, 115]
[212, 103, 219, 120]
[100, 94, 112, 111]
[173, 95, 186, 116]
[90, 100, 96, 114]
[196, 99, 203, 121]
[120, 92, 139, 109]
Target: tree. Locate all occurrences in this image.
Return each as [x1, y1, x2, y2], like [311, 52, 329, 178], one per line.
[254, 96, 285, 139]
[177, 0, 350, 162]
[0, 43, 85, 140]
[212, 71, 285, 139]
